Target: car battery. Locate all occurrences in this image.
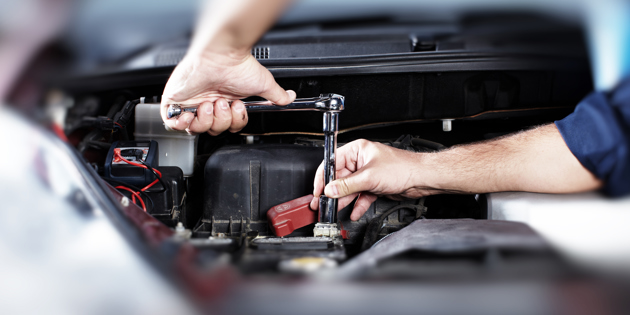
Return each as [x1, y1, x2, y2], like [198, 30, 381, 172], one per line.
[104, 140, 159, 187]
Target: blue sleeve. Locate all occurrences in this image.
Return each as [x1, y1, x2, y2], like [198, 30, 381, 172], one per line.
[555, 78, 630, 197]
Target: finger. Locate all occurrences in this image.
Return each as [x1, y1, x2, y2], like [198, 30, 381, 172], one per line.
[161, 95, 195, 130]
[160, 101, 174, 128]
[228, 100, 248, 133]
[337, 193, 358, 210]
[314, 149, 357, 198]
[336, 167, 353, 179]
[208, 98, 232, 136]
[385, 195, 404, 201]
[309, 192, 357, 212]
[259, 85, 296, 106]
[350, 193, 378, 221]
[169, 112, 195, 131]
[310, 195, 319, 211]
[187, 101, 214, 134]
[312, 160, 326, 197]
[324, 167, 371, 198]
[335, 140, 361, 172]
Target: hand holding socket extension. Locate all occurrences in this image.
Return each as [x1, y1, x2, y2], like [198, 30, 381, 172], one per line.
[166, 93, 344, 118]
[166, 93, 345, 237]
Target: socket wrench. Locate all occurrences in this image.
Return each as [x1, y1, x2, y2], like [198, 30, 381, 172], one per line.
[166, 93, 345, 237]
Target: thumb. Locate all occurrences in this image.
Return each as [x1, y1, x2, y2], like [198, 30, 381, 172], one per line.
[259, 83, 296, 105]
[324, 168, 371, 198]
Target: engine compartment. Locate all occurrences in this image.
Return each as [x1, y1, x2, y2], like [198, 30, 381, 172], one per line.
[67, 91, 576, 276]
[54, 13, 596, 278]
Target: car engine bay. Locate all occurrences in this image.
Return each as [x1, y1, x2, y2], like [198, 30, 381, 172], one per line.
[26, 11, 630, 314]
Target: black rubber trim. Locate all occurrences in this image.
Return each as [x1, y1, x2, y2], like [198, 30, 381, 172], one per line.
[55, 51, 589, 93]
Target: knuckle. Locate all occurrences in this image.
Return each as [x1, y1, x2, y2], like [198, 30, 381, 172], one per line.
[207, 129, 223, 136]
[364, 140, 375, 149]
[188, 126, 203, 133]
[219, 111, 233, 122]
[355, 139, 368, 146]
[338, 178, 351, 194]
[233, 114, 247, 126]
[362, 168, 371, 178]
[214, 123, 229, 132]
[213, 118, 231, 130]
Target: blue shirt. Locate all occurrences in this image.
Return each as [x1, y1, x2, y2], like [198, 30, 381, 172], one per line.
[555, 78, 630, 197]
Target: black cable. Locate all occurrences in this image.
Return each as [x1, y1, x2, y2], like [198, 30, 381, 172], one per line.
[389, 135, 446, 153]
[136, 159, 168, 193]
[113, 99, 140, 141]
[410, 138, 446, 151]
[86, 141, 112, 150]
[101, 177, 155, 211]
[361, 200, 426, 251]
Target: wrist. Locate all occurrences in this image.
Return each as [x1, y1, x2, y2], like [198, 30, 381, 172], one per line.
[408, 151, 447, 195]
[187, 41, 251, 68]
[180, 44, 253, 84]
[187, 24, 252, 67]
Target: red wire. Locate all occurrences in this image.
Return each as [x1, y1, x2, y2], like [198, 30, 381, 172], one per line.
[114, 122, 123, 128]
[112, 151, 163, 211]
[51, 123, 68, 142]
[115, 185, 146, 211]
[141, 179, 159, 191]
[114, 153, 162, 189]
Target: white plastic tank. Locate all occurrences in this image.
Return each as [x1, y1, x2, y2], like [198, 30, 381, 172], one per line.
[134, 101, 197, 176]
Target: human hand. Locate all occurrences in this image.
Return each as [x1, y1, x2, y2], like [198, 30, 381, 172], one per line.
[310, 139, 431, 221]
[160, 52, 296, 135]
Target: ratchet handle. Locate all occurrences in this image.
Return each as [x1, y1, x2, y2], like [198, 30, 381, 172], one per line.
[166, 93, 344, 119]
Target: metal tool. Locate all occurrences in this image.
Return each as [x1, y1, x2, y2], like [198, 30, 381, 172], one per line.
[166, 94, 343, 118]
[166, 93, 345, 237]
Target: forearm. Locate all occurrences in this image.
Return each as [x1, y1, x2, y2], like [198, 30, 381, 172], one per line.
[188, 0, 292, 60]
[417, 124, 603, 195]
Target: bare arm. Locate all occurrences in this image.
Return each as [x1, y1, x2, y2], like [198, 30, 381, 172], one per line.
[311, 124, 603, 220]
[189, 0, 292, 58]
[419, 123, 602, 195]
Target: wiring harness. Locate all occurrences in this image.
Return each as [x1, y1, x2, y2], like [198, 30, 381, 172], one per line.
[111, 148, 167, 211]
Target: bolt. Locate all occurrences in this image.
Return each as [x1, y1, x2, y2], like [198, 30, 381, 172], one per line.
[175, 222, 185, 233]
[442, 119, 453, 132]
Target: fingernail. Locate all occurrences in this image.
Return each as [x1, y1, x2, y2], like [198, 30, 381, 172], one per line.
[205, 103, 213, 115]
[219, 99, 229, 110]
[233, 102, 244, 112]
[287, 90, 296, 99]
[324, 184, 339, 197]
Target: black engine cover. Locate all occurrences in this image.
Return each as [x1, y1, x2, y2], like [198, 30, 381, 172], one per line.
[203, 144, 323, 236]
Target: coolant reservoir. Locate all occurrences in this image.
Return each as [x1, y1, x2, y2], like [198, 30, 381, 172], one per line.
[134, 102, 197, 176]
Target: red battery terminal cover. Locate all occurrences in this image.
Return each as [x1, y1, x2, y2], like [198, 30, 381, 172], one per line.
[267, 195, 348, 238]
[267, 195, 316, 237]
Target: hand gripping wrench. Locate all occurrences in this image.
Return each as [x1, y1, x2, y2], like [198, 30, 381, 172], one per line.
[166, 94, 344, 237]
